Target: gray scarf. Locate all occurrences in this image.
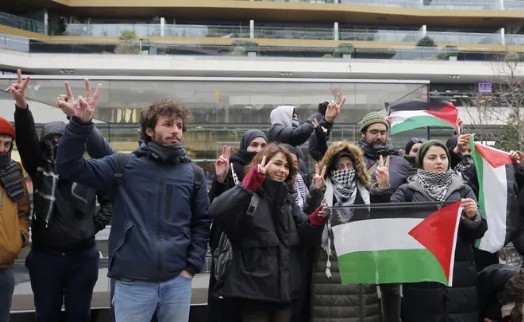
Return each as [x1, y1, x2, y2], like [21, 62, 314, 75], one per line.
[148, 142, 191, 164]
[417, 169, 453, 202]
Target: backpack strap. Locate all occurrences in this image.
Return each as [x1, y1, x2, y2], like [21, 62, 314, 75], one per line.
[110, 153, 131, 199]
[191, 163, 204, 207]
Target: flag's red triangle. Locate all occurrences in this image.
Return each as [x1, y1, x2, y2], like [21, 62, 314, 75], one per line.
[474, 143, 513, 168]
[425, 104, 458, 127]
[408, 201, 462, 282]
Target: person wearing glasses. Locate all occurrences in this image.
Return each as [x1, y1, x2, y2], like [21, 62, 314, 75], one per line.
[358, 112, 410, 322]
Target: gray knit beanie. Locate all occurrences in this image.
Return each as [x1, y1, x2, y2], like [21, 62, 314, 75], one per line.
[359, 112, 389, 133]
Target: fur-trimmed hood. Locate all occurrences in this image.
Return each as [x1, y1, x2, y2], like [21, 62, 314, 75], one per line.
[318, 140, 371, 188]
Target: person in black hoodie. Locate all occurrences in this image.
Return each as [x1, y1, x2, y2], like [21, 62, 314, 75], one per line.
[207, 129, 267, 322]
[8, 70, 113, 322]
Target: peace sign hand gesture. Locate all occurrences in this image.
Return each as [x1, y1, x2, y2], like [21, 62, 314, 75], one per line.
[215, 145, 232, 183]
[257, 156, 273, 175]
[6, 69, 30, 109]
[375, 155, 390, 189]
[55, 81, 76, 117]
[74, 79, 102, 123]
[325, 91, 346, 123]
[311, 163, 327, 190]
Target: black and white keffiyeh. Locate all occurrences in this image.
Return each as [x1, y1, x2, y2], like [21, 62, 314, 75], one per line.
[455, 154, 475, 183]
[321, 169, 370, 278]
[330, 169, 357, 210]
[417, 169, 453, 202]
[294, 173, 308, 209]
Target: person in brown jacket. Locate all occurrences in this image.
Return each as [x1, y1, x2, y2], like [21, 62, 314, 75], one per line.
[0, 116, 30, 322]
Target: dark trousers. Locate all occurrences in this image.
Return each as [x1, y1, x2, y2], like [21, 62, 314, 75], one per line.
[242, 301, 291, 322]
[25, 246, 99, 322]
[0, 268, 15, 322]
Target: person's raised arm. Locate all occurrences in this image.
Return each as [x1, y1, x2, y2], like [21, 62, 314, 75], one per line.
[9, 69, 41, 178]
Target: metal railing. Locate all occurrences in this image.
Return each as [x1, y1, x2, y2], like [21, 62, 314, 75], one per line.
[0, 11, 44, 34]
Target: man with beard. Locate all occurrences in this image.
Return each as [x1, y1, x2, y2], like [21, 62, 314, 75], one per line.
[358, 112, 409, 322]
[358, 112, 409, 191]
[55, 97, 210, 322]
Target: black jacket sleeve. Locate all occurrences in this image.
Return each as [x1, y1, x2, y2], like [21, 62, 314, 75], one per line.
[93, 191, 112, 233]
[209, 185, 254, 242]
[268, 123, 314, 146]
[14, 106, 42, 179]
[86, 125, 114, 159]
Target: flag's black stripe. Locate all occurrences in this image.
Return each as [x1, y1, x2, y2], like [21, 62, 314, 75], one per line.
[326, 201, 454, 223]
[389, 98, 451, 112]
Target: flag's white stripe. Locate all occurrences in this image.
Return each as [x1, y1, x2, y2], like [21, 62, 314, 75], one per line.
[479, 158, 508, 252]
[332, 218, 424, 255]
[389, 110, 430, 126]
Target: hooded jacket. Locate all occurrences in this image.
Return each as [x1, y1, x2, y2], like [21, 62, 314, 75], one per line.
[305, 142, 389, 322]
[14, 106, 113, 253]
[55, 118, 211, 281]
[391, 175, 487, 322]
[268, 106, 317, 147]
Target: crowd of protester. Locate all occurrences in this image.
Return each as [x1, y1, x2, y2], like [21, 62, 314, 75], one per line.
[0, 69, 523, 322]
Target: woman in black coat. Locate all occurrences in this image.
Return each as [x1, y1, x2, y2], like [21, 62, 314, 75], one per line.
[209, 144, 326, 322]
[391, 140, 487, 322]
[207, 129, 267, 322]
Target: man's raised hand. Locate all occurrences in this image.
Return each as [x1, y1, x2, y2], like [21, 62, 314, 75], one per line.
[6, 69, 30, 109]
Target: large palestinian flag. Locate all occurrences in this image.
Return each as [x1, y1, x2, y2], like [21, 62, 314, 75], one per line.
[388, 99, 458, 135]
[469, 136, 520, 253]
[332, 201, 462, 286]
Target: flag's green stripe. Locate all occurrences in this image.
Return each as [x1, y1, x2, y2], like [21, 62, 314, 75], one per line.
[390, 116, 454, 135]
[338, 249, 448, 285]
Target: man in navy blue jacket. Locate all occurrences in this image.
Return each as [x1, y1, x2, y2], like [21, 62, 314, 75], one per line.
[55, 96, 210, 322]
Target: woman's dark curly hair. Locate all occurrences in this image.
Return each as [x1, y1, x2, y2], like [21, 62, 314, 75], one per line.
[245, 143, 297, 189]
[139, 99, 192, 142]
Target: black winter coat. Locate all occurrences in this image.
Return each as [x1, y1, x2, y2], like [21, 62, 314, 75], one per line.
[391, 175, 488, 322]
[209, 179, 323, 304]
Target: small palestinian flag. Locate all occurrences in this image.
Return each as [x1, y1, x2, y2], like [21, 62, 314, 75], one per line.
[388, 99, 458, 135]
[469, 136, 520, 253]
[332, 201, 462, 286]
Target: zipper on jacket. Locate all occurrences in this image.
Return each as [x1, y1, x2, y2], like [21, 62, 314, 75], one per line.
[165, 185, 173, 220]
[156, 169, 165, 274]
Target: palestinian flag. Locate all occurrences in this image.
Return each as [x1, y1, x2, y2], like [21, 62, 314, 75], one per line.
[332, 201, 462, 286]
[388, 99, 458, 135]
[469, 136, 520, 253]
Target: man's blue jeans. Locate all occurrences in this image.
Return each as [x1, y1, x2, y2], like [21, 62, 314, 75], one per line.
[113, 273, 192, 322]
[0, 268, 15, 322]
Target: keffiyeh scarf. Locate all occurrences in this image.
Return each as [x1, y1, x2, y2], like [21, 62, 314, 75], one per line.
[321, 169, 370, 278]
[417, 169, 453, 202]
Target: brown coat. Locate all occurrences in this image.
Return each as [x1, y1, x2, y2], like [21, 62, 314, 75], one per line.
[0, 166, 30, 268]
